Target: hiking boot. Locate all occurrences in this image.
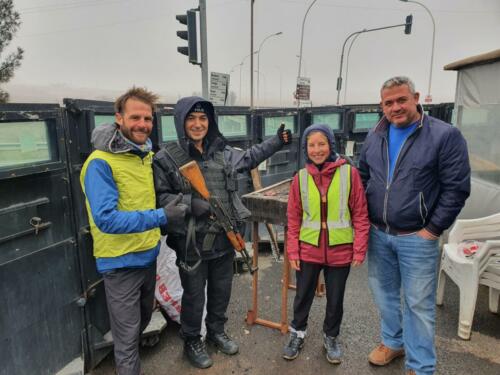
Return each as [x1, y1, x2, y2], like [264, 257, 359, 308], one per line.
[206, 331, 239, 355]
[184, 337, 213, 369]
[323, 334, 342, 364]
[282, 332, 305, 360]
[368, 343, 405, 366]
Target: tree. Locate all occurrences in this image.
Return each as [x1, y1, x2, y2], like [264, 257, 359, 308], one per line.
[0, 0, 23, 103]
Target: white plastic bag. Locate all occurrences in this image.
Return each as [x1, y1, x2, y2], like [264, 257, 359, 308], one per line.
[155, 237, 207, 336]
[155, 237, 183, 323]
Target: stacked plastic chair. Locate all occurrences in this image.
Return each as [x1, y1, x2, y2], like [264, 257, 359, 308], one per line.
[436, 213, 500, 339]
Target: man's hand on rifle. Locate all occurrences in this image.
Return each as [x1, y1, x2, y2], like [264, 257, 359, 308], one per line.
[277, 123, 292, 145]
[191, 197, 211, 218]
[163, 193, 188, 227]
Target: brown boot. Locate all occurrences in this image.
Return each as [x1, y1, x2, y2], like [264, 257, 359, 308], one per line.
[406, 370, 416, 375]
[368, 343, 405, 366]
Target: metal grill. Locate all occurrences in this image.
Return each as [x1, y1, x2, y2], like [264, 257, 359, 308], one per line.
[242, 179, 292, 226]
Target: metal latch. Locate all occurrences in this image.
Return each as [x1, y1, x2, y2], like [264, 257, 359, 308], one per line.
[76, 278, 104, 307]
[29, 216, 51, 235]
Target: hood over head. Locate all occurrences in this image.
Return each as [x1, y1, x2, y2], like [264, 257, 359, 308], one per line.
[91, 122, 152, 154]
[301, 123, 338, 164]
[173, 96, 224, 153]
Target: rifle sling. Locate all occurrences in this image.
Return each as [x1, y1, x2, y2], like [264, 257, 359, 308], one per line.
[177, 216, 202, 274]
[163, 141, 194, 168]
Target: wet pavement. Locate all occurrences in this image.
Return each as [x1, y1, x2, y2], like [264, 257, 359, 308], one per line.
[90, 254, 500, 375]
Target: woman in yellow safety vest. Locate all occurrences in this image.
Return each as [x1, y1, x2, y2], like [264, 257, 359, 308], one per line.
[282, 123, 370, 364]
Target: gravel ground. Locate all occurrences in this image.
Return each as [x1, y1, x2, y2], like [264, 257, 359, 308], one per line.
[90, 253, 500, 375]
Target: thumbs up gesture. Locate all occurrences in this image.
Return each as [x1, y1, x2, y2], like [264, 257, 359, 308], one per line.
[277, 123, 292, 145]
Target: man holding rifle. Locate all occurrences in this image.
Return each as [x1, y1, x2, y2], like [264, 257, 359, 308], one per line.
[153, 96, 291, 369]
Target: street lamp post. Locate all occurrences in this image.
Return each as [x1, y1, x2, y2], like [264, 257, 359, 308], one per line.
[234, 52, 258, 105]
[336, 15, 413, 105]
[296, 55, 308, 76]
[256, 31, 283, 106]
[343, 33, 361, 104]
[254, 70, 267, 105]
[275, 67, 283, 107]
[250, 0, 255, 109]
[297, 0, 318, 107]
[229, 63, 242, 104]
[400, 0, 435, 102]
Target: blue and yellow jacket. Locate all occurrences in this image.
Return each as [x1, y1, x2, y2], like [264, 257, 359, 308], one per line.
[80, 123, 166, 273]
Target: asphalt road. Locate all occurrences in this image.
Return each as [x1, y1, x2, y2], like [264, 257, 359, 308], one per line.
[90, 254, 500, 375]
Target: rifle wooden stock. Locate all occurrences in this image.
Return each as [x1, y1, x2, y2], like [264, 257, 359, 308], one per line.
[226, 231, 241, 250]
[227, 231, 246, 252]
[179, 161, 211, 199]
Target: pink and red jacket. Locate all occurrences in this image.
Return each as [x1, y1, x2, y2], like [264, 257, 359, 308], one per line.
[287, 158, 369, 266]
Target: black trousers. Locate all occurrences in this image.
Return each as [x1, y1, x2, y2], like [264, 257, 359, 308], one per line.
[102, 262, 156, 375]
[178, 251, 234, 339]
[291, 261, 350, 337]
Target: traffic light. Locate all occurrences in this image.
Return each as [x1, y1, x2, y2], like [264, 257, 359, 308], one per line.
[405, 14, 413, 34]
[176, 9, 198, 64]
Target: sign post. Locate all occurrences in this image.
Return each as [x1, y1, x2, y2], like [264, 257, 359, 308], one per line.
[296, 77, 311, 100]
[295, 76, 311, 107]
[209, 72, 230, 105]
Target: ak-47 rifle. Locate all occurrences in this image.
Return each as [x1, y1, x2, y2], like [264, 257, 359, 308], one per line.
[178, 160, 258, 274]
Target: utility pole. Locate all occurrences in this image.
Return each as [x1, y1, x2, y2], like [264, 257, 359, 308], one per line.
[250, 0, 255, 109]
[199, 0, 209, 99]
[296, 0, 318, 108]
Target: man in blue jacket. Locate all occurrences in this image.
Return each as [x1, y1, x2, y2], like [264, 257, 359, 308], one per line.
[358, 76, 470, 375]
[80, 87, 187, 375]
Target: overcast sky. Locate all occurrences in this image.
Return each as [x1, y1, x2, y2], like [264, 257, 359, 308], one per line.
[5, 0, 500, 106]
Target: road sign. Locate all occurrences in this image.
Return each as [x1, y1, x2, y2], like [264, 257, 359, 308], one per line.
[209, 72, 230, 105]
[295, 77, 311, 101]
[424, 94, 432, 103]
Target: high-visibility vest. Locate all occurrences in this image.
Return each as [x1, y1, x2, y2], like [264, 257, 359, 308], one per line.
[80, 150, 160, 258]
[298, 164, 353, 247]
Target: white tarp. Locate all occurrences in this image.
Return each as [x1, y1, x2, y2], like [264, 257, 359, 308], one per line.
[454, 60, 500, 219]
[456, 62, 500, 107]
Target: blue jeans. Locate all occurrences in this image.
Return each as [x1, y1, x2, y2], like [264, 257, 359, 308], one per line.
[368, 227, 440, 375]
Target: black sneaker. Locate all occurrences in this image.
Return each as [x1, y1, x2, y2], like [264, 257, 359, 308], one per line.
[283, 332, 304, 360]
[206, 331, 239, 355]
[324, 334, 342, 364]
[184, 337, 213, 369]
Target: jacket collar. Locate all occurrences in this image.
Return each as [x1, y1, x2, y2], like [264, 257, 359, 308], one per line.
[305, 158, 347, 177]
[373, 103, 426, 136]
[91, 122, 151, 156]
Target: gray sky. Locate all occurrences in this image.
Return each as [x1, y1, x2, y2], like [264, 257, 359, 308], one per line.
[5, 0, 500, 106]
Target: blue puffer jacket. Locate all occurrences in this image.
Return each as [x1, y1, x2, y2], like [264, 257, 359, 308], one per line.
[358, 109, 470, 236]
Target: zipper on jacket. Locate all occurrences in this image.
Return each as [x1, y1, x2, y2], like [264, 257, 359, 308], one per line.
[382, 123, 420, 233]
[382, 136, 391, 233]
[319, 173, 328, 264]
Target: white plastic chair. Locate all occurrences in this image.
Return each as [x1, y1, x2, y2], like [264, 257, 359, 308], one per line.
[480, 254, 500, 313]
[436, 212, 500, 339]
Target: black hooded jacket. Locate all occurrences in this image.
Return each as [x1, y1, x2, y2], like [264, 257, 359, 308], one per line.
[153, 96, 284, 261]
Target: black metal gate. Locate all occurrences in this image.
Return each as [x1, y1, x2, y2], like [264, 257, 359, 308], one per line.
[0, 104, 84, 375]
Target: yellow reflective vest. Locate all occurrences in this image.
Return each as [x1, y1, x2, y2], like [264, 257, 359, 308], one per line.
[80, 150, 160, 258]
[298, 164, 353, 247]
